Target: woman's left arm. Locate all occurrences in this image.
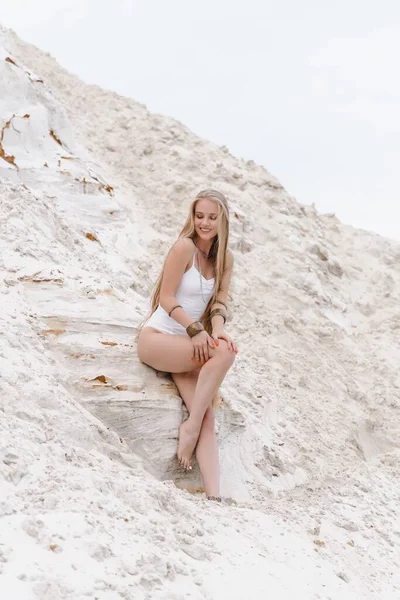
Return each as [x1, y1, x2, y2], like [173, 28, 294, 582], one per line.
[210, 251, 238, 353]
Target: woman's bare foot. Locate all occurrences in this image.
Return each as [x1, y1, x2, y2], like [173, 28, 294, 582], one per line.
[177, 420, 200, 470]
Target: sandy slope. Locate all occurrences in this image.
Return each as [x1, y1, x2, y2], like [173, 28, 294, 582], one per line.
[1, 25, 399, 599]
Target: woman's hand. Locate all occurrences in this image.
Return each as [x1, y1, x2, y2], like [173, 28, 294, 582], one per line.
[212, 331, 238, 354]
[191, 330, 217, 364]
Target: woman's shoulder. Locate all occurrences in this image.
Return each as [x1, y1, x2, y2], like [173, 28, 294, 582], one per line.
[169, 237, 195, 259]
[174, 236, 195, 250]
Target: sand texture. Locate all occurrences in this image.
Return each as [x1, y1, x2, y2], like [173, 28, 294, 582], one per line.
[0, 25, 399, 600]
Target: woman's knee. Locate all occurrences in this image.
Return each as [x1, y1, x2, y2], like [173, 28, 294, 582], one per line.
[214, 340, 236, 367]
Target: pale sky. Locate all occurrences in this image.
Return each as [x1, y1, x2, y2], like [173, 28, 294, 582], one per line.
[2, 1, 400, 240]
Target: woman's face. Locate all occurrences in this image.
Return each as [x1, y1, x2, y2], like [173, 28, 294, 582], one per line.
[194, 198, 219, 242]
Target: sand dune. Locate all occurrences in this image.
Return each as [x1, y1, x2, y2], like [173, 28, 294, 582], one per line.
[0, 25, 399, 599]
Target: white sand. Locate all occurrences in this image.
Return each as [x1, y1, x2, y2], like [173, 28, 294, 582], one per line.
[0, 24, 399, 600]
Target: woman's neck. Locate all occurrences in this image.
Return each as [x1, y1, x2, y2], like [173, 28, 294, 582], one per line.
[194, 237, 213, 258]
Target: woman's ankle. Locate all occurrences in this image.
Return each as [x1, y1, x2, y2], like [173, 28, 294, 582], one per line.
[185, 414, 203, 434]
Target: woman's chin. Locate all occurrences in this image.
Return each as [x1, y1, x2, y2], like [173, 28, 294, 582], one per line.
[196, 231, 216, 240]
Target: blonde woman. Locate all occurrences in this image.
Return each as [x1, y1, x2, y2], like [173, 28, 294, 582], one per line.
[137, 189, 238, 500]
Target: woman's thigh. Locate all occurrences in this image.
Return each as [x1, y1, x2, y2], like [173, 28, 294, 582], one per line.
[137, 326, 202, 374]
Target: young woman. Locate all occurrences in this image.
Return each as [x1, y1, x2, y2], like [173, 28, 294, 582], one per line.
[137, 189, 238, 500]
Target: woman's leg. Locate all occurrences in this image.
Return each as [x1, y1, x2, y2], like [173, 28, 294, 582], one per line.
[177, 349, 234, 469]
[137, 327, 204, 374]
[137, 327, 235, 468]
[172, 370, 220, 497]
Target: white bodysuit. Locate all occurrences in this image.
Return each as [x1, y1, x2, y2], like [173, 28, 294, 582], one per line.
[145, 252, 215, 335]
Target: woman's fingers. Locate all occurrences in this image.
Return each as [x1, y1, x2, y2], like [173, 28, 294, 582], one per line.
[195, 343, 204, 364]
[195, 344, 209, 365]
[222, 334, 235, 352]
[192, 333, 218, 365]
[225, 337, 233, 351]
[192, 334, 241, 366]
[208, 335, 217, 349]
[200, 345, 207, 364]
[204, 345, 209, 362]
[192, 344, 199, 363]
[210, 331, 238, 354]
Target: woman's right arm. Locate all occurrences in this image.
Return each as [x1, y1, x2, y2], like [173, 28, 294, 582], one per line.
[159, 238, 196, 330]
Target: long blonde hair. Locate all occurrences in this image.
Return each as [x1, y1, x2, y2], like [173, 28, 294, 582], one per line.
[144, 189, 230, 333]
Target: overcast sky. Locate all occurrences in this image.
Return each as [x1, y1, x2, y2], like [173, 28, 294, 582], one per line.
[2, 1, 400, 241]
